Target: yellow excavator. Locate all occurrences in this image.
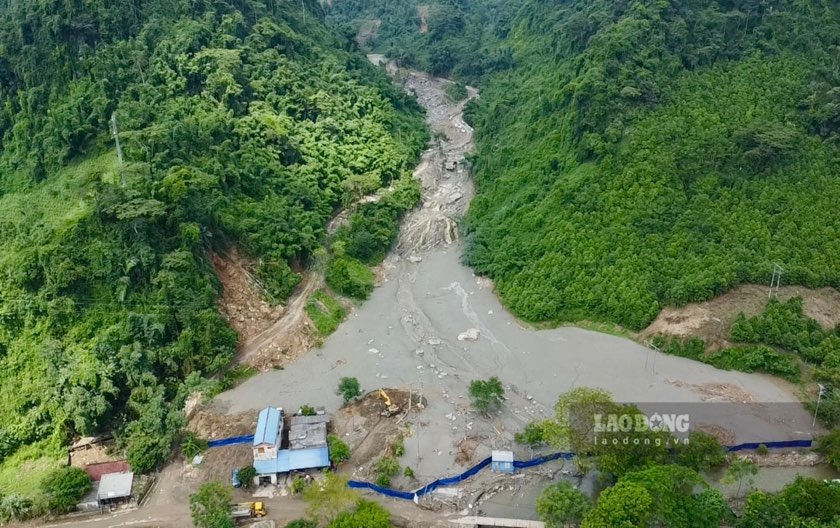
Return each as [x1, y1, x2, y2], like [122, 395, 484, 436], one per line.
[378, 389, 400, 417]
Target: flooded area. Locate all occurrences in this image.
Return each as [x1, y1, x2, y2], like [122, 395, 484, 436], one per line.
[212, 59, 824, 521]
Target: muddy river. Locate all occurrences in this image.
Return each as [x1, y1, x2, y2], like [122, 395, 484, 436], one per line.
[214, 59, 823, 508]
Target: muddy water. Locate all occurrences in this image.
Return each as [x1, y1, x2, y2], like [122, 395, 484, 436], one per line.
[215, 62, 819, 486]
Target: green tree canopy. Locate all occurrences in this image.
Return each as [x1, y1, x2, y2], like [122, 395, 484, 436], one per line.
[189, 481, 234, 528]
[41, 467, 92, 514]
[468, 376, 505, 414]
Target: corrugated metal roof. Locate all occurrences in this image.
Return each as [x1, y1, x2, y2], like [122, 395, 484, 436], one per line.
[253, 447, 329, 475]
[289, 447, 330, 470]
[97, 472, 134, 500]
[84, 460, 131, 482]
[253, 407, 282, 447]
[491, 450, 514, 462]
[291, 414, 331, 425]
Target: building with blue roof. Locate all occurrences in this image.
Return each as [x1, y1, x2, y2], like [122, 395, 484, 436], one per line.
[253, 407, 283, 465]
[251, 407, 331, 485]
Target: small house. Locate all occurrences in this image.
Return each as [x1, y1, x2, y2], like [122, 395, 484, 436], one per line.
[252, 407, 331, 485]
[253, 406, 283, 462]
[491, 450, 514, 474]
[97, 471, 134, 509]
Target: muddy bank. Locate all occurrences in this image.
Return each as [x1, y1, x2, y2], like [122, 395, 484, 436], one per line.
[214, 60, 818, 488]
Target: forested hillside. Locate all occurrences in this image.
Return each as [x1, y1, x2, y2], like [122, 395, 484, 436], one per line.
[0, 0, 425, 474]
[326, 0, 520, 80]
[463, 0, 840, 329]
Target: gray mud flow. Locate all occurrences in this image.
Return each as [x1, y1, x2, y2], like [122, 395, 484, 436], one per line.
[215, 61, 816, 480]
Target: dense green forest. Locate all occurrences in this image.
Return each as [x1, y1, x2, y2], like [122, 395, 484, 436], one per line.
[326, 0, 520, 80]
[462, 0, 840, 329]
[328, 0, 840, 331]
[0, 0, 426, 479]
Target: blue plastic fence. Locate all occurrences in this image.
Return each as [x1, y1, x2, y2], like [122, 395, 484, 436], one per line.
[727, 439, 812, 452]
[207, 434, 813, 500]
[208, 434, 254, 448]
[348, 439, 814, 501]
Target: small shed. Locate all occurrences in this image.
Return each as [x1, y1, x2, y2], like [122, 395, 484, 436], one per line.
[253, 407, 283, 461]
[491, 450, 515, 474]
[97, 471, 134, 506]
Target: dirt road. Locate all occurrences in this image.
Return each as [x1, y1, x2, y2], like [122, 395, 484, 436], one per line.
[214, 61, 818, 484]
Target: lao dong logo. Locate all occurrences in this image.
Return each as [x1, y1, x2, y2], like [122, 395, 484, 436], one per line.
[592, 412, 690, 447]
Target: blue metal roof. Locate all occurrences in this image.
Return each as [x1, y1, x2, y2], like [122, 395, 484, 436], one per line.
[253, 447, 329, 475]
[253, 407, 282, 447]
[289, 447, 330, 471]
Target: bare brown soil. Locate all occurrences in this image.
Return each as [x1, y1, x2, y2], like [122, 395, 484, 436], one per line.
[332, 390, 425, 480]
[666, 380, 757, 403]
[69, 443, 119, 468]
[212, 249, 283, 345]
[418, 5, 430, 33]
[355, 18, 382, 46]
[187, 406, 257, 441]
[642, 284, 840, 349]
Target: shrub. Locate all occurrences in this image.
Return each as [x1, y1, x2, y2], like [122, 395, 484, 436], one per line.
[374, 474, 391, 487]
[327, 434, 351, 466]
[375, 457, 400, 477]
[515, 421, 546, 447]
[190, 481, 233, 528]
[705, 346, 800, 381]
[446, 82, 469, 102]
[817, 429, 840, 471]
[392, 437, 405, 457]
[181, 432, 209, 459]
[326, 257, 375, 299]
[239, 465, 256, 489]
[675, 431, 727, 471]
[286, 520, 318, 528]
[337, 377, 362, 404]
[291, 476, 308, 494]
[299, 405, 317, 416]
[536, 481, 592, 527]
[469, 377, 505, 414]
[0, 494, 34, 522]
[41, 467, 92, 513]
[757, 444, 769, 456]
[403, 466, 415, 478]
[328, 499, 390, 528]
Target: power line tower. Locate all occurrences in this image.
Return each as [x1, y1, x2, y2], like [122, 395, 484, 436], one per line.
[769, 263, 784, 299]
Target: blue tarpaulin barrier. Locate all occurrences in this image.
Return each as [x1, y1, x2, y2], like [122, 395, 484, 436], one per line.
[347, 440, 814, 500]
[727, 439, 812, 452]
[206, 431, 814, 501]
[208, 434, 253, 448]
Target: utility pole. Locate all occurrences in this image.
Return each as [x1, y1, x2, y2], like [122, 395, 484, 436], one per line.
[110, 112, 126, 187]
[416, 380, 423, 466]
[813, 384, 827, 428]
[769, 263, 784, 299]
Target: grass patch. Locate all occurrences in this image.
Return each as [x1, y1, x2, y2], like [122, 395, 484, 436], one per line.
[446, 82, 469, 102]
[0, 441, 65, 498]
[306, 290, 347, 336]
[219, 364, 259, 391]
[654, 336, 802, 382]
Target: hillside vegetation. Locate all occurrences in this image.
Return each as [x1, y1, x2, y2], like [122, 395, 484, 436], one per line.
[326, 0, 521, 81]
[0, 0, 426, 481]
[462, 0, 840, 329]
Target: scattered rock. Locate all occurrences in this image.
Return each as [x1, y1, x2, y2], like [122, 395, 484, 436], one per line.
[428, 338, 442, 346]
[408, 256, 423, 263]
[415, 349, 424, 355]
[458, 328, 480, 341]
[447, 192, 464, 204]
